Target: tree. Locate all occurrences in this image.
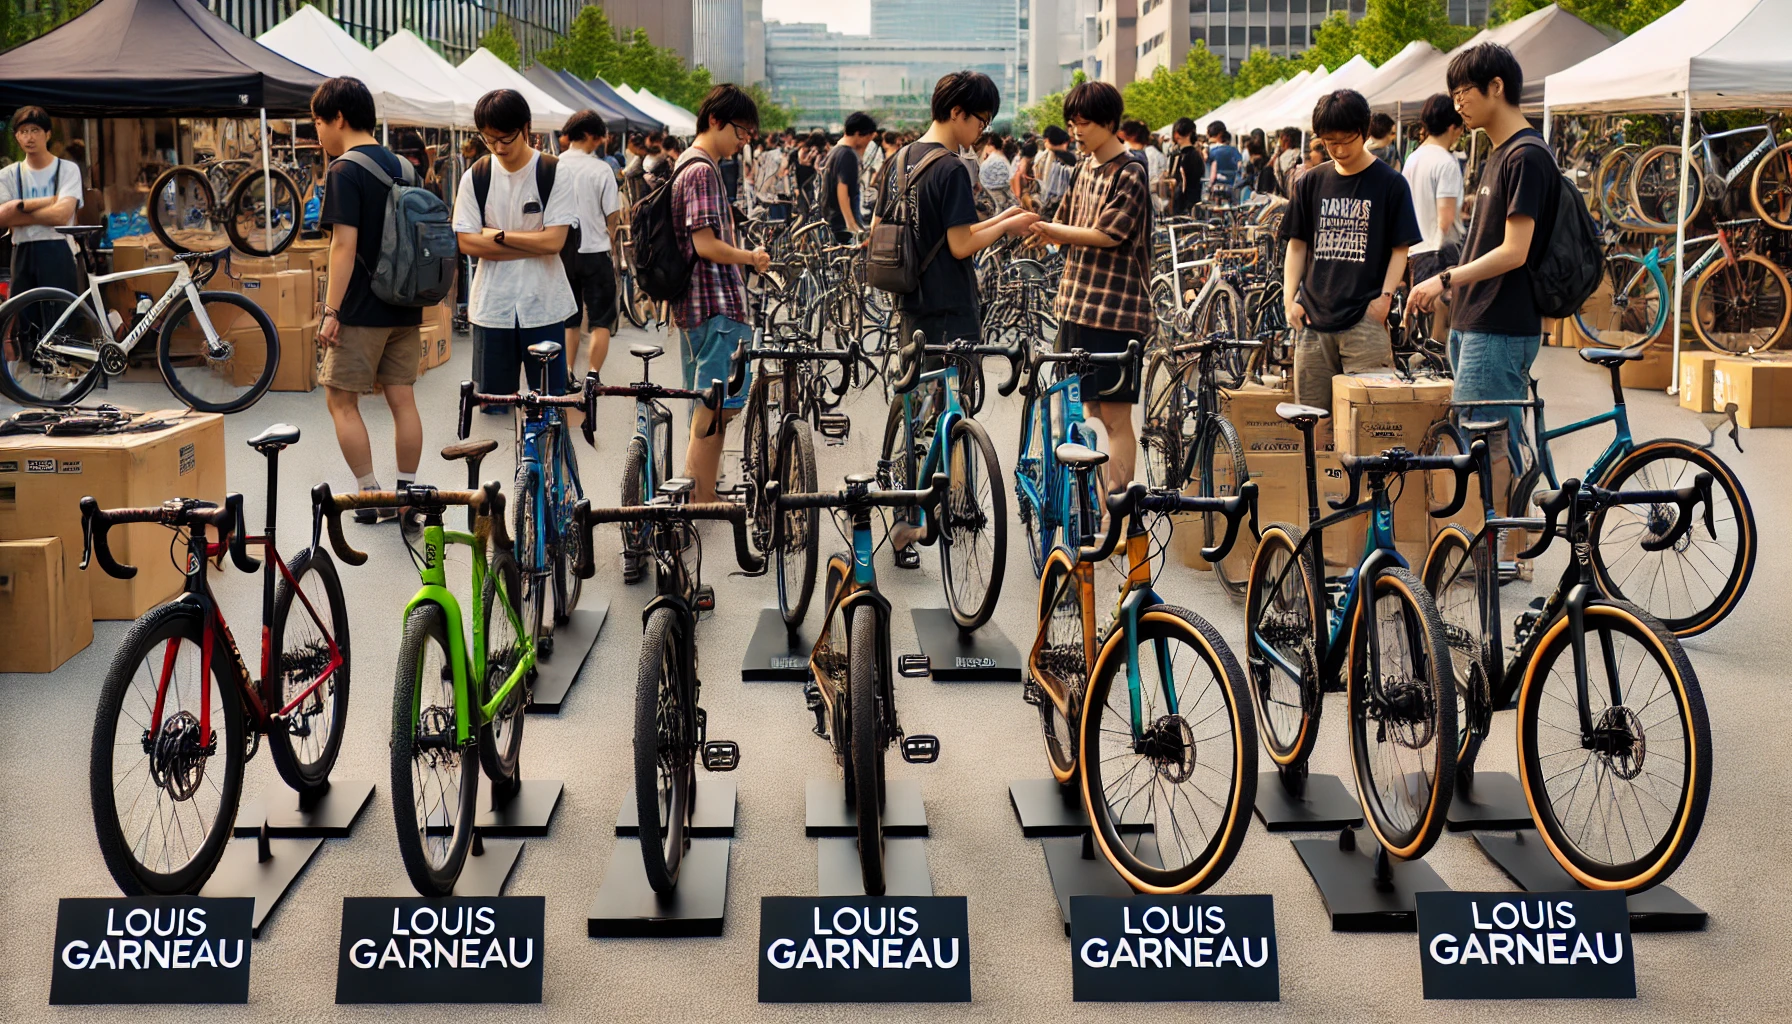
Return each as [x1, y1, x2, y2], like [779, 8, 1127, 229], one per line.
[1298, 11, 1359, 74]
[1020, 68, 1088, 133]
[1234, 47, 1298, 99]
[1493, 0, 1681, 35]
[532, 4, 620, 80]
[745, 83, 798, 133]
[1122, 41, 1233, 131]
[1353, 0, 1475, 64]
[480, 17, 521, 69]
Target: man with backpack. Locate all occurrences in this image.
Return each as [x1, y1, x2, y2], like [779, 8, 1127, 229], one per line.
[1037, 125, 1076, 219]
[453, 89, 578, 399]
[558, 109, 623, 382]
[1205, 120, 1242, 203]
[312, 77, 426, 524]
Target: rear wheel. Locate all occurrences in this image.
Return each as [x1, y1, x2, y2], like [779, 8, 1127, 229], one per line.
[776, 419, 820, 625]
[1749, 139, 1792, 232]
[741, 375, 775, 552]
[1421, 526, 1493, 777]
[147, 166, 227, 254]
[1140, 351, 1189, 490]
[849, 607, 886, 896]
[159, 291, 278, 414]
[1688, 252, 1790, 353]
[1244, 523, 1322, 768]
[940, 417, 1007, 631]
[1198, 417, 1250, 598]
[512, 463, 548, 646]
[620, 437, 652, 577]
[267, 547, 350, 794]
[390, 603, 476, 896]
[1571, 256, 1666, 349]
[1034, 554, 1090, 786]
[223, 166, 300, 257]
[477, 547, 529, 798]
[879, 393, 924, 546]
[635, 607, 692, 893]
[1628, 146, 1704, 231]
[0, 286, 103, 406]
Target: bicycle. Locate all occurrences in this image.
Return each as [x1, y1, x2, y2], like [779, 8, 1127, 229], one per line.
[1027, 446, 1260, 893]
[1422, 434, 1714, 893]
[1013, 341, 1139, 575]
[147, 160, 301, 258]
[1421, 346, 1755, 637]
[1569, 220, 1790, 353]
[775, 471, 950, 896]
[0, 225, 277, 412]
[881, 331, 1022, 631]
[312, 479, 531, 897]
[1244, 403, 1476, 863]
[83, 424, 350, 895]
[571, 487, 763, 892]
[1627, 114, 1792, 233]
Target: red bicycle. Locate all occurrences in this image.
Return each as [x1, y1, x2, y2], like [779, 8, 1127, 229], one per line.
[82, 423, 350, 895]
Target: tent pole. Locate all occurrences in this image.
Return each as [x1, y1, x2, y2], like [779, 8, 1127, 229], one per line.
[1543, 104, 1551, 145]
[1396, 101, 1402, 154]
[260, 108, 272, 251]
[1670, 92, 1692, 395]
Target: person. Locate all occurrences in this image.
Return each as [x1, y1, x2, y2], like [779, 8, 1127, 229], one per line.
[671, 84, 772, 505]
[0, 106, 83, 300]
[1205, 120, 1242, 202]
[309, 77, 424, 524]
[558, 110, 623, 382]
[822, 111, 877, 242]
[1031, 81, 1153, 495]
[868, 129, 903, 195]
[793, 130, 823, 197]
[1408, 42, 1559, 471]
[1289, 136, 1328, 192]
[621, 132, 651, 204]
[752, 129, 790, 210]
[1402, 93, 1465, 337]
[1037, 124, 1076, 218]
[1274, 126, 1302, 196]
[1278, 89, 1421, 412]
[1120, 120, 1167, 213]
[1170, 118, 1204, 215]
[978, 132, 1015, 213]
[1367, 112, 1401, 170]
[453, 88, 577, 403]
[1013, 139, 1037, 209]
[1243, 138, 1276, 198]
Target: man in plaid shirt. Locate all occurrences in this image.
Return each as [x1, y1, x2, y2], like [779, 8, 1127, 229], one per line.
[1031, 80, 1153, 494]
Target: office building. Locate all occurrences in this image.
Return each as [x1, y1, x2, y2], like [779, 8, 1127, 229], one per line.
[1027, 0, 1097, 104]
[1136, 0, 1490, 80]
[1091, 0, 1137, 87]
[205, 0, 586, 64]
[765, 21, 1014, 128]
[597, 0, 697, 69]
[694, 0, 747, 83]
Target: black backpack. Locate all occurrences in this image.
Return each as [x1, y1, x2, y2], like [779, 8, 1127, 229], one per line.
[630, 152, 721, 302]
[866, 143, 954, 295]
[1510, 135, 1603, 321]
[470, 153, 581, 271]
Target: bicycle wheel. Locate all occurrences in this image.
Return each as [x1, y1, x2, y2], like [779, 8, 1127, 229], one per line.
[147, 166, 228, 254]
[1749, 139, 1792, 232]
[879, 394, 922, 535]
[1197, 281, 1248, 387]
[512, 463, 548, 646]
[1015, 396, 1054, 576]
[1244, 522, 1322, 766]
[1689, 252, 1790, 353]
[940, 417, 1008, 631]
[849, 607, 887, 896]
[1421, 526, 1494, 776]
[1516, 600, 1710, 893]
[90, 602, 245, 895]
[741, 374, 775, 553]
[1081, 605, 1257, 894]
[1592, 439, 1755, 637]
[477, 545, 530, 797]
[1348, 566, 1455, 860]
[391, 602, 477, 895]
[550, 431, 583, 626]
[1140, 351, 1189, 490]
[777, 418, 820, 625]
[635, 606, 693, 893]
[1198, 415, 1250, 598]
[620, 436, 652, 577]
[223, 166, 300, 257]
[1149, 274, 1181, 330]
[1571, 256, 1666, 349]
[1627, 146, 1703, 232]
[0, 286, 103, 406]
[158, 290, 278, 413]
[618, 263, 649, 329]
[1033, 553, 1091, 785]
[1595, 144, 1641, 227]
[266, 546, 351, 794]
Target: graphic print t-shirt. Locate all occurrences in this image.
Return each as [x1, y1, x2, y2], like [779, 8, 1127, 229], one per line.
[1279, 159, 1422, 333]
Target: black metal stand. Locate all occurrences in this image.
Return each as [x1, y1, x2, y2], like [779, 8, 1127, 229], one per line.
[1009, 778, 1089, 837]
[908, 607, 1022, 682]
[805, 777, 926, 837]
[199, 823, 324, 936]
[1253, 769, 1363, 832]
[1290, 828, 1450, 931]
[1039, 831, 1162, 935]
[1473, 831, 1708, 931]
[451, 834, 525, 897]
[817, 838, 933, 897]
[617, 779, 737, 838]
[475, 778, 565, 837]
[1445, 770, 1533, 831]
[528, 604, 607, 712]
[233, 779, 375, 838]
[741, 607, 813, 682]
[587, 838, 732, 937]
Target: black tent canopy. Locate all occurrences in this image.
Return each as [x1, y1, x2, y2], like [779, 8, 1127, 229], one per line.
[0, 0, 324, 117]
[521, 64, 662, 135]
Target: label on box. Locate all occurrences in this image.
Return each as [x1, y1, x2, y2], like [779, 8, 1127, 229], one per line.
[26, 458, 55, 473]
[1070, 895, 1278, 1001]
[49, 897, 253, 1004]
[1417, 891, 1633, 999]
[758, 897, 971, 1002]
[59, 460, 82, 474]
[0, 460, 17, 473]
[335, 896, 543, 1003]
[179, 443, 196, 475]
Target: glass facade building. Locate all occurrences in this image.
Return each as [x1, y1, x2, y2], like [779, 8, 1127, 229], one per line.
[765, 21, 1015, 128]
[203, 0, 583, 64]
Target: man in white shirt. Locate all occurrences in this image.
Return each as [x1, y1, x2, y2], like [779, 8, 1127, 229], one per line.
[558, 110, 624, 380]
[453, 89, 578, 397]
[1401, 93, 1465, 334]
[0, 105, 83, 297]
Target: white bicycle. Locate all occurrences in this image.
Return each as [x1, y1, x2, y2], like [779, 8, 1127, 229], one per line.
[0, 226, 277, 412]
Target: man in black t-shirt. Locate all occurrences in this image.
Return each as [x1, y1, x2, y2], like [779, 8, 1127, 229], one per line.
[1170, 118, 1204, 215]
[312, 76, 424, 525]
[1279, 89, 1421, 411]
[823, 112, 878, 243]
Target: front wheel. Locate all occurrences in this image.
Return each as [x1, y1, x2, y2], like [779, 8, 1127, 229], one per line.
[223, 165, 300, 257]
[636, 607, 693, 893]
[391, 603, 477, 897]
[777, 419, 819, 625]
[940, 417, 1008, 631]
[1198, 416, 1250, 598]
[849, 607, 886, 896]
[620, 437, 652, 576]
[1421, 526, 1494, 777]
[1688, 252, 1790, 354]
[1570, 256, 1666, 349]
[267, 547, 351, 794]
[512, 463, 548, 646]
[1748, 139, 1792, 232]
[158, 290, 277, 413]
[1033, 554, 1091, 786]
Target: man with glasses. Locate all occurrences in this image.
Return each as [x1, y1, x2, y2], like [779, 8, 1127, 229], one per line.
[0, 106, 83, 299]
[1279, 89, 1420, 412]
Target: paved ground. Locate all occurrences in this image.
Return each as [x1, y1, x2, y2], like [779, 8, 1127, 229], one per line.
[1, 332, 1787, 1021]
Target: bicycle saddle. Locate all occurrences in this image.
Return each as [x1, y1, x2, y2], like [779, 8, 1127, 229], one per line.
[1579, 346, 1644, 365]
[630, 344, 665, 362]
[1460, 418, 1509, 437]
[54, 225, 107, 243]
[845, 472, 878, 484]
[441, 438, 499, 461]
[527, 340, 563, 362]
[246, 423, 300, 452]
[658, 477, 695, 497]
[1054, 442, 1109, 468]
[1275, 402, 1331, 425]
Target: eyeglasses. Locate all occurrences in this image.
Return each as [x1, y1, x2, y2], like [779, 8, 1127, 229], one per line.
[1450, 87, 1476, 106]
[725, 122, 752, 141]
[480, 128, 523, 148]
[971, 112, 992, 132]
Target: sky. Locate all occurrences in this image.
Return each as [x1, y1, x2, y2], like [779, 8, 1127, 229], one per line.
[763, 0, 871, 35]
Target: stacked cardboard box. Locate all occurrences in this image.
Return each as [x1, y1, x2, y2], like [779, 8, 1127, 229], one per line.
[1618, 344, 1675, 390]
[1678, 351, 1725, 413]
[1712, 355, 1792, 427]
[1332, 373, 1454, 566]
[0, 537, 92, 672]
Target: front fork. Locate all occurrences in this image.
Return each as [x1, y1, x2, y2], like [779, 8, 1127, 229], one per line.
[1563, 579, 1624, 743]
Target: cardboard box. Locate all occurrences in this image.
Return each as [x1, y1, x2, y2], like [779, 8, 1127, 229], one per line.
[0, 536, 93, 673]
[0, 413, 226, 620]
[1332, 373, 1453, 457]
[1712, 357, 1792, 428]
[271, 320, 320, 392]
[1222, 382, 1334, 455]
[1678, 351, 1724, 413]
[430, 326, 452, 369]
[236, 269, 314, 329]
[1618, 345, 1674, 390]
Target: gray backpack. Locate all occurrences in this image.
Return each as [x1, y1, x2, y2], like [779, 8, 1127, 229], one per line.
[337, 150, 456, 307]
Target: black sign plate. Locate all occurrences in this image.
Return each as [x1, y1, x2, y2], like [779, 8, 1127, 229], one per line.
[335, 896, 544, 1003]
[1417, 891, 1635, 999]
[758, 896, 971, 1002]
[50, 897, 253, 1004]
[1070, 894, 1278, 1001]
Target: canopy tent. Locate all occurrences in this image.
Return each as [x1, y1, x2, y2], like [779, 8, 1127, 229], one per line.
[257, 6, 458, 127]
[373, 29, 487, 125]
[1219, 70, 1319, 137]
[1251, 56, 1382, 134]
[520, 66, 661, 135]
[0, 0, 322, 116]
[583, 78, 664, 135]
[1369, 4, 1614, 115]
[619, 86, 699, 136]
[1351, 40, 1441, 108]
[457, 48, 575, 125]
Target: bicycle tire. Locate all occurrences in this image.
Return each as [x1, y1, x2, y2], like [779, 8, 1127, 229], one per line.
[620, 436, 651, 577]
[1515, 600, 1710, 893]
[477, 545, 529, 798]
[1347, 566, 1455, 861]
[512, 463, 548, 646]
[90, 602, 244, 895]
[777, 418, 820, 625]
[635, 606, 693, 893]
[1627, 146, 1704, 233]
[850, 607, 886, 896]
[1140, 350, 1188, 490]
[879, 393, 922, 541]
[741, 374, 774, 554]
[1080, 605, 1257, 894]
[147, 165, 227, 255]
[267, 546, 350, 794]
[1595, 144, 1640, 227]
[1015, 393, 1054, 576]
[1421, 525, 1494, 777]
[940, 416, 1007, 632]
[158, 290, 278, 414]
[1592, 439, 1756, 637]
[223, 165, 300, 257]
[1199, 414, 1250, 598]
[1244, 522, 1322, 766]
[550, 430, 583, 626]
[1033, 551, 1091, 786]
[390, 602, 477, 896]
[619, 263, 649, 329]
[1570, 255, 1666, 349]
[1689, 251, 1790, 353]
[0, 285, 103, 406]
[1196, 280, 1248, 387]
[1748, 139, 1792, 232]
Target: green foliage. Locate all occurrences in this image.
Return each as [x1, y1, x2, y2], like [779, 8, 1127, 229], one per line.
[1492, 0, 1682, 35]
[480, 17, 522, 69]
[532, 4, 620, 79]
[1353, 0, 1475, 63]
[1122, 41, 1233, 130]
[1234, 47, 1298, 99]
[1298, 12, 1359, 73]
[744, 83, 797, 133]
[2, 0, 94, 51]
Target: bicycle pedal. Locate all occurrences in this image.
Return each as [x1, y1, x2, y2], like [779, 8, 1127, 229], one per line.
[898, 654, 931, 677]
[817, 413, 851, 443]
[1022, 679, 1047, 707]
[900, 734, 940, 764]
[701, 740, 740, 772]
[695, 585, 716, 612]
[803, 680, 829, 738]
[893, 546, 921, 569]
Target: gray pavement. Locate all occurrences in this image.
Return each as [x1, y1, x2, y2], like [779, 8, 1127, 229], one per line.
[1, 333, 1787, 1021]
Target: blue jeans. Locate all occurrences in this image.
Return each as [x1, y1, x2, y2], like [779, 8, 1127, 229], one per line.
[475, 319, 568, 397]
[1448, 329, 1541, 466]
[679, 315, 751, 410]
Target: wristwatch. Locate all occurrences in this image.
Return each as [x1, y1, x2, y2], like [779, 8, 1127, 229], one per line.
[494, 230, 507, 247]
[1440, 269, 1452, 290]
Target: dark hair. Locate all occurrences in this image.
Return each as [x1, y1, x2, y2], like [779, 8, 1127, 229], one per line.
[696, 83, 759, 133]
[1003, 138, 1019, 160]
[310, 77, 377, 134]
[1280, 126, 1301, 147]
[1420, 93, 1464, 136]
[1119, 119, 1150, 144]
[975, 132, 998, 150]
[1063, 81, 1123, 131]
[664, 136, 684, 152]
[563, 109, 607, 142]
[843, 111, 877, 136]
[463, 134, 489, 158]
[1244, 138, 1266, 159]
[1309, 138, 1328, 155]
[1447, 42, 1523, 107]
[1042, 124, 1070, 146]
[474, 89, 532, 135]
[392, 128, 426, 164]
[1311, 89, 1371, 138]
[10, 105, 51, 134]
[1020, 140, 1038, 159]
[1206, 119, 1229, 142]
[931, 70, 1000, 123]
[1172, 117, 1196, 140]
[1369, 112, 1395, 138]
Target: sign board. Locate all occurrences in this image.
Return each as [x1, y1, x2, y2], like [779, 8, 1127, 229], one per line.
[1417, 891, 1635, 999]
[1069, 894, 1278, 1001]
[335, 896, 544, 1004]
[758, 896, 971, 1002]
[50, 897, 252, 1004]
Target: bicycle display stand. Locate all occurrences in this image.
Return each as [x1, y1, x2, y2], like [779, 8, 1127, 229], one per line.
[1444, 770, 1534, 832]
[1009, 778, 1091, 837]
[591, 783, 738, 937]
[475, 778, 565, 837]
[199, 824, 324, 937]
[451, 834, 526, 897]
[617, 779, 738, 837]
[233, 779, 375, 838]
[528, 604, 608, 713]
[741, 607, 814, 682]
[1290, 828, 1450, 931]
[1473, 831, 1708, 932]
[1010, 779, 1157, 933]
[908, 608, 1022, 683]
[807, 777, 932, 896]
[806, 777, 927, 836]
[1253, 770, 1364, 832]
[817, 839, 933, 897]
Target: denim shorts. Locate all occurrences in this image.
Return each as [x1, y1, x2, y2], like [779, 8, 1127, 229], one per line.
[680, 315, 751, 409]
[1448, 329, 1541, 464]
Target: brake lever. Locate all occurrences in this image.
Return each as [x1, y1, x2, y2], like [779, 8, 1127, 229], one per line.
[1199, 482, 1257, 563]
[702, 381, 727, 436]
[225, 493, 260, 573]
[572, 499, 597, 579]
[994, 343, 1025, 396]
[311, 482, 367, 566]
[1431, 440, 1487, 520]
[1641, 472, 1715, 553]
[457, 380, 475, 440]
[1517, 479, 1579, 561]
[727, 339, 751, 396]
[1328, 456, 1365, 511]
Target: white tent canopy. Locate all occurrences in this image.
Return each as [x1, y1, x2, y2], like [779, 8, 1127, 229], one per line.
[1252, 55, 1379, 133]
[257, 6, 457, 126]
[1351, 40, 1441, 109]
[373, 29, 484, 127]
[457, 47, 575, 124]
[1544, 0, 1792, 113]
[617, 84, 697, 135]
[1371, 4, 1613, 114]
[1224, 69, 1319, 135]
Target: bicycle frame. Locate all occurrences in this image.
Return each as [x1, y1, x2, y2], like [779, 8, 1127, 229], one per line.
[402, 519, 532, 746]
[1699, 120, 1778, 191]
[516, 402, 581, 575]
[33, 259, 222, 364]
[1453, 374, 1633, 497]
[902, 364, 969, 535]
[1016, 370, 1098, 551]
[811, 513, 896, 749]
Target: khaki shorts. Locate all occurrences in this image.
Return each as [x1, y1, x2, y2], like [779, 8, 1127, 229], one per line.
[1293, 318, 1394, 411]
[320, 324, 421, 393]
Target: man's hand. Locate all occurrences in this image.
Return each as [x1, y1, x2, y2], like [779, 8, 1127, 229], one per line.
[1366, 292, 1393, 327]
[1004, 210, 1041, 235]
[1284, 297, 1309, 329]
[318, 314, 342, 348]
[1407, 274, 1447, 316]
[749, 248, 772, 274]
[1029, 221, 1063, 244]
